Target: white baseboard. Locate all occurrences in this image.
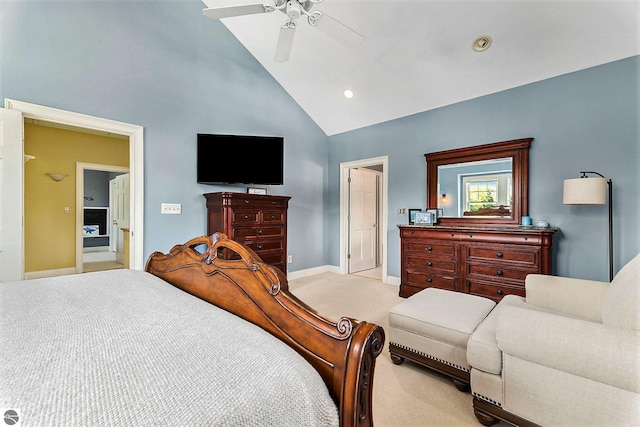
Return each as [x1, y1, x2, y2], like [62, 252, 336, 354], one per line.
[24, 268, 76, 280]
[83, 246, 110, 253]
[287, 265, 340, 281]
[386, 275, 401, 286]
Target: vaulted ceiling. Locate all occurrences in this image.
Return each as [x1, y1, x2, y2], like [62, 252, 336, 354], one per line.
[204, 0, 640, 135]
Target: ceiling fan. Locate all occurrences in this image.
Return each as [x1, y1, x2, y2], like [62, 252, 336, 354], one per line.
[202, 0, 364, 62]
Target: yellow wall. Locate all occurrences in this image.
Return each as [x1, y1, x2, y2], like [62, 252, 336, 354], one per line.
[24, 123, 129, 272]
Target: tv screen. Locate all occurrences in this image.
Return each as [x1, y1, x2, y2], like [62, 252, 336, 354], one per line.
[197, 134, 284, 185]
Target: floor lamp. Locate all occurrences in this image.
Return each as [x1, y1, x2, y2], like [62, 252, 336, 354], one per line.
[563, 171, 614, 281]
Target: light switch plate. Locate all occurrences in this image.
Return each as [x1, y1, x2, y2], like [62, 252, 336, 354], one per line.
[161, 203, 181, 214]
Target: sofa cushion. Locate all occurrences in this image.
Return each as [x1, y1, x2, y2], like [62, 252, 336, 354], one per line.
[602, 253, 640, 330]
[467, 295, 526, 375]
[467, 294, 566, 375]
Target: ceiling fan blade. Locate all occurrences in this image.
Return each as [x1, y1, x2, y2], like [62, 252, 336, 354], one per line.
[308, 11, 363, 48]
[203, 0, 273, 20]
[274, 21, 296, 63]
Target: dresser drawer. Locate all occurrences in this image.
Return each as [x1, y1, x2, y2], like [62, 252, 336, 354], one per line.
[469, 280, 525, 301]
[261, 210, 285, 224]
[228, 197, 287, 209]
[220, 247, 284, 267]
[467, 245, 539, 266]
[406, 255, 456, 274]
[243, 239, 284, 252]
[233, 226, 285, 240]
[232, 210, 260, 224]
[467, 263, 537, 282]
[406, 271, 457, 291]
[405, 241, 456, 258]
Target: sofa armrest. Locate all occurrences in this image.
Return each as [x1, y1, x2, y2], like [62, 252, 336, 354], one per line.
[525, 274, 609, 322]
[497, 305, 640, 393]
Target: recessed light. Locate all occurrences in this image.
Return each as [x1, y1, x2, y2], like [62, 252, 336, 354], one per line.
[343, 89, 354, 99]
[472, 35, 492, 52]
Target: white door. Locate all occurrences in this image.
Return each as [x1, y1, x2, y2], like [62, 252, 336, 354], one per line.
[348, 168, 378, 273]
[110, 173, 129, 264]
[0, 108, 24, 282]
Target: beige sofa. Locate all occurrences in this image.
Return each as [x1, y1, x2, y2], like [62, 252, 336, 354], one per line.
[467, 253, 640, 426]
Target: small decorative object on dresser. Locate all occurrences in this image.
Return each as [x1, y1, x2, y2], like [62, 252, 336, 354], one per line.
[247, 187, 267, 195]
[204, 192, 290, 273]
[426, 209, 439, 224]
[414, 211, 434, 226]
[408, 209, 422, 225]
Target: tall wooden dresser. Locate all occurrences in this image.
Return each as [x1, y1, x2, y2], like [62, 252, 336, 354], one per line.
[398, 225, 557, 301]
[204, 192, 290, 273]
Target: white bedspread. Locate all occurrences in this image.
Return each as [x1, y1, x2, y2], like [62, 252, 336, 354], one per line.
[0, 270, 339, 426]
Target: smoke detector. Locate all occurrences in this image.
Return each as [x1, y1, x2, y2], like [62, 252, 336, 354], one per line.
[472, 35, 492, 52]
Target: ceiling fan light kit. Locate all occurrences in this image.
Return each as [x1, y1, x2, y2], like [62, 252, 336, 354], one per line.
[202, 0, 363, 62]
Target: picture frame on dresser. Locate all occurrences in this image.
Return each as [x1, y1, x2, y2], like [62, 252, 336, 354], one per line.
[408, 209, 422, 225]
[414, 211, 434, 226]
[426, 209, 439, 224]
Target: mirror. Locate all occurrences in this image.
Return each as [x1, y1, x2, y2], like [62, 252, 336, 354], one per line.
[426, 138, 532, 226]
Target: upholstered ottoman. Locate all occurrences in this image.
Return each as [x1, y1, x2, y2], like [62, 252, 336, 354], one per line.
[389, 288, 496, 391]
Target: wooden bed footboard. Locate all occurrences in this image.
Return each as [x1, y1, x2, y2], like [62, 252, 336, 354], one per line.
[145, 233, 385, 427]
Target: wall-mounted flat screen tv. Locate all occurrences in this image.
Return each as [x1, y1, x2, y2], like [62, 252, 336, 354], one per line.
[197, 133, 284, 185]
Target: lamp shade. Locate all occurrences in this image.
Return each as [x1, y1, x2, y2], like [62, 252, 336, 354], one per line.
[563, 177, 607, 205]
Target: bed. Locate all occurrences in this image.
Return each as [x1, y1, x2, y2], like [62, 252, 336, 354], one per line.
[0, 233, 384, 426]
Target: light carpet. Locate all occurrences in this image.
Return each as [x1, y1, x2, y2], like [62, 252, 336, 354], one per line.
[289, 272, 508, 427]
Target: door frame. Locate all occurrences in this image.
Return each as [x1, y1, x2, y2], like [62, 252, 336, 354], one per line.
[76, 163, 130, 273]
[339, 156, 388, 282]
[4, 99, 145, 271]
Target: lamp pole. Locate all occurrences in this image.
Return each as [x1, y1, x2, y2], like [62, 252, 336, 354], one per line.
[580, 171, 613, 281]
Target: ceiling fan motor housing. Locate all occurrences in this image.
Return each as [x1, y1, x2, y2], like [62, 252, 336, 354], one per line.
[287, 1, 302, 19]
[282, 0, 314, 20]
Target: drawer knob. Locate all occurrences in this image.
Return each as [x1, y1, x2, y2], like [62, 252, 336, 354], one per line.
[427, 261, 433, 267]
[497, 270, 504, 276]
[243, 215, 250, 219]
[496, 252, 503, 258]
[258, 230, 263, 235]
[427, 278, 433, 283]
[426, 246, 433, 251]
[271, 215, 276, 219]
[244, 199, 250, 204]
[257, 244, 263, 250]
[497, 289, 504, 295]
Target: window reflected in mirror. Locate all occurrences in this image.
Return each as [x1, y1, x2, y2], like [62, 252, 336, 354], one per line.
[437, 158, 513, 217]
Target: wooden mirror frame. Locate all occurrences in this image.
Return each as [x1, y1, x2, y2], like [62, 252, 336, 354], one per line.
[426, 138, 533, 226]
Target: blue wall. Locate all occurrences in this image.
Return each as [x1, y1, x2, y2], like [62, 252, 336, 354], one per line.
[2, 2, 638, 282]
[1, 1, 328, 272]
[329, 56, 639, 281]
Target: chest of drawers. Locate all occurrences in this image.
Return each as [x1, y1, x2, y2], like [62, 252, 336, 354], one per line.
[398, 225, 557, 301]
[204, 192, 290, 273]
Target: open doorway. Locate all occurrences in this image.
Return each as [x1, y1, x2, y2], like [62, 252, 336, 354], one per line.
[79, 165, 129, 273]
[339, 156, 389, 283]
[347, 167, 382, 279]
